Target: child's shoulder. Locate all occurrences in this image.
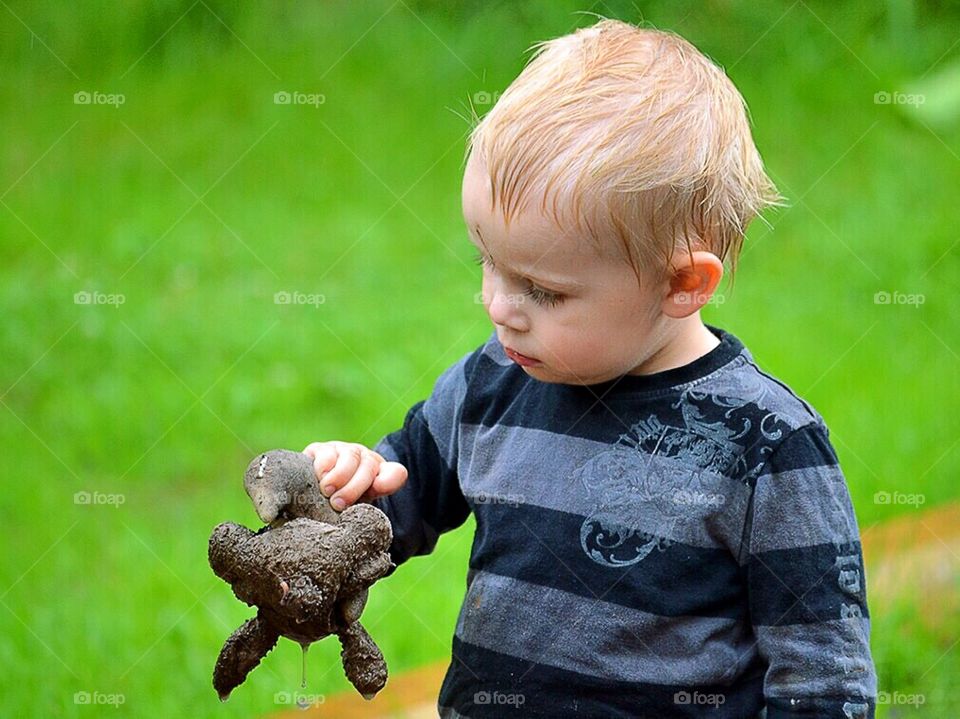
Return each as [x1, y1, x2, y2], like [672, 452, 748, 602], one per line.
[678, 326, 836, 483]
[700, 326, 826, 433]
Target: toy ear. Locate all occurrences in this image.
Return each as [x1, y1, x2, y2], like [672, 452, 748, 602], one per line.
[208, 522, 255, 582]
[339, 503, 381, 527]
[339, 504, 393, 549]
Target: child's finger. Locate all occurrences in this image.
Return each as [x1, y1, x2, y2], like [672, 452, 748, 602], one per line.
[320, 443, 364, 497]
[313, 442, 340, 480]
[367, 461, 408, 499]
[303, 442, 335, 466]
[330, 451, 381, 510]
[304, 443, 339, 482]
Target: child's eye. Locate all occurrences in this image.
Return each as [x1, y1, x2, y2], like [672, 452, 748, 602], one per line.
[524, 284, 564, 307]
[473, 250, 564, 307]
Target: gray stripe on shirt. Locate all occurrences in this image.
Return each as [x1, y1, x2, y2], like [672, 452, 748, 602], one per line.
[454, 569, 757, 686]
[749, 464, 862, 553]
[754, 619, 876, 699]
[460, 423, 751, 552]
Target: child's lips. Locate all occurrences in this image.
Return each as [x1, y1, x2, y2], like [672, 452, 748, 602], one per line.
[504, 346, 541, 366]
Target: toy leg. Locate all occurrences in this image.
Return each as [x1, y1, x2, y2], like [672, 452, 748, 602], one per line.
[213, 614, 280, 701]
[337, 587, 369, 624]
[337, 620, 387, 699]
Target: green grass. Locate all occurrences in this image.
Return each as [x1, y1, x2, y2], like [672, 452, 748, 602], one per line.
[1, 1, 958, 716]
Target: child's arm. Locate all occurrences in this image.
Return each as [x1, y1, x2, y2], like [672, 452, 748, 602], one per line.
[368, 350, 478, 570]
[743, 422, 877, 718]
[305, 348, 478, 570]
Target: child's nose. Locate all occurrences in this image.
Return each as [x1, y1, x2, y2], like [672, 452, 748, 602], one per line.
[486, 286, 530, 332]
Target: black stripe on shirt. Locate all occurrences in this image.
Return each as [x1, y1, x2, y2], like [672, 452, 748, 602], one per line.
[439, 636, 767, 718]
[470, 502, 748, 620]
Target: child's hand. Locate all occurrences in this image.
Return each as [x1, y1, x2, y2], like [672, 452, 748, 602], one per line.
[302, 441, 408, 511]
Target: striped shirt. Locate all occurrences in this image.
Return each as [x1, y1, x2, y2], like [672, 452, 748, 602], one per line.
[373, 326, 876, 718]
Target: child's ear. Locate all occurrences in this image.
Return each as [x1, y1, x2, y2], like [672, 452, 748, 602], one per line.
[661, 251, 724, 318]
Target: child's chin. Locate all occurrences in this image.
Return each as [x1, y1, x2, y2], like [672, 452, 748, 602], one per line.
[518, 363, 548, 379]
[520, 365, 570, 384]
[530, 364, 626, 386]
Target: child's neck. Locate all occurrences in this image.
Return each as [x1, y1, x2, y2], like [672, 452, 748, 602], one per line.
[628, 317, 720, 376]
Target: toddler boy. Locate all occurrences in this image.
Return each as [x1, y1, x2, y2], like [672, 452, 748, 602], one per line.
[305, 19, 876, 718]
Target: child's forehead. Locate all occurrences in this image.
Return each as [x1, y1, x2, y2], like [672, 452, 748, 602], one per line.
[464, 166, 583, 255]
[463, 206, 643, 299]
[465, 156, 624, 262]
[468, 220, 589, 288]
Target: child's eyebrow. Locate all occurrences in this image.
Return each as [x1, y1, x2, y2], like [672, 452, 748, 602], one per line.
[471, 225, 585, 292]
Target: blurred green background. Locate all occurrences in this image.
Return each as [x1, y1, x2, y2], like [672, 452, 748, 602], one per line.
[1, 0, 958, 716]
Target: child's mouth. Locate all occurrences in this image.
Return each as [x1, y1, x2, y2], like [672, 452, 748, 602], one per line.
[504, 346, 542, 367]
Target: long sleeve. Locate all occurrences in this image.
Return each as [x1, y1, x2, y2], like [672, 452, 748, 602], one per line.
[371, 348, 479, 570]
[742, 422, 877, 718]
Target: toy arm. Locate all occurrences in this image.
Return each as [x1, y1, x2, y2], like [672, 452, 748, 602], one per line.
[208, 522, 256, 583]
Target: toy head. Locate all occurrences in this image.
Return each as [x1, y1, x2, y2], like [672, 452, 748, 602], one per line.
[243, 449, 338, 524]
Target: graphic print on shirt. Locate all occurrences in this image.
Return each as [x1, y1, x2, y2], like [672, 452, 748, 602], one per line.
[577, 386, 789, 568]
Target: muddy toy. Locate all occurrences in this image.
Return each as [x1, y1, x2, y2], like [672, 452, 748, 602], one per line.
[209, 450, 394, 701]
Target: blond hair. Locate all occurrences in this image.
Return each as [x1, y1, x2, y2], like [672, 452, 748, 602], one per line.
[467, 19, 782, 282]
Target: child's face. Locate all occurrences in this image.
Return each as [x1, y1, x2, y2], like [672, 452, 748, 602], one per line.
[462, 155, 670, 385]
